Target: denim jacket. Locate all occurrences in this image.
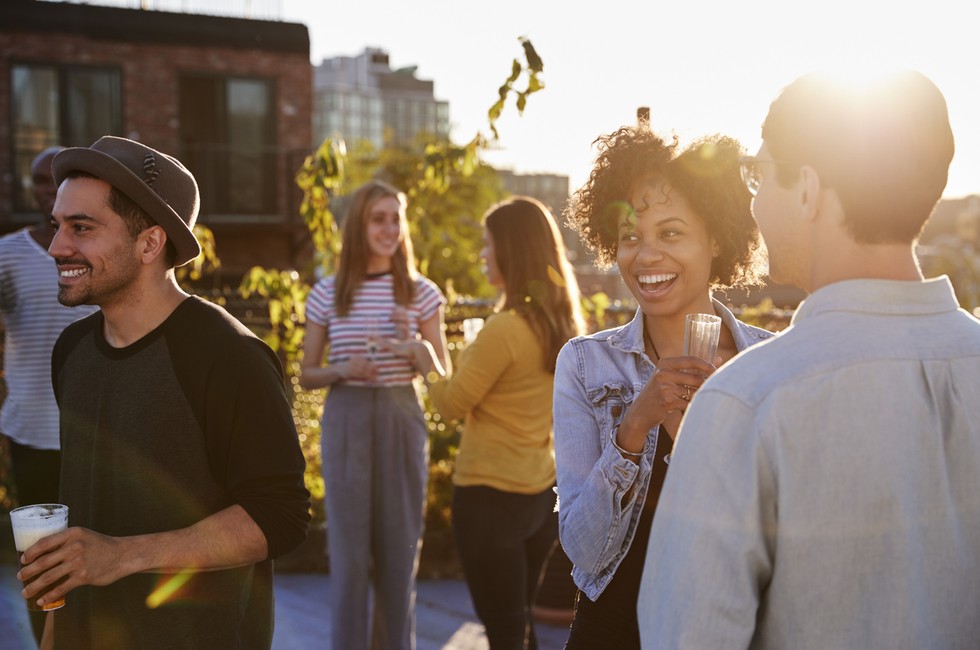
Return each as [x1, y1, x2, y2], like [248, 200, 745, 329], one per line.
[553, 300, 773, 600]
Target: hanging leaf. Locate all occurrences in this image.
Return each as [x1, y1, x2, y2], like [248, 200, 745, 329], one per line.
[521, 37, 543, 73]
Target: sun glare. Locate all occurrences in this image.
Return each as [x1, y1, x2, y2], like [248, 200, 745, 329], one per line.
[808, 63, 913, 93]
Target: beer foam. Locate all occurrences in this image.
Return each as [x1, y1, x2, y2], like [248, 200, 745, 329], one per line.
[11, 505, 62, 519]
[10, 504, 68, 552]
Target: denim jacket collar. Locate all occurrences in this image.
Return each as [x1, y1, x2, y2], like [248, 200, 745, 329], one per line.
[608, 298, 771, 358]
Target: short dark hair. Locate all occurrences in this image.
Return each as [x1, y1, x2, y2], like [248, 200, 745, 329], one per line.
[66, 170, 178, 267]
[761, 70, 954, 244]
[564, 124, 766, 290]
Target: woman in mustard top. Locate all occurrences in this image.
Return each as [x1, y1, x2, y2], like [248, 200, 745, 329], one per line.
[429, 196, 584, 649]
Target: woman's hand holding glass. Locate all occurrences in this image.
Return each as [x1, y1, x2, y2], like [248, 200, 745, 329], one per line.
[341, 354, 378, 382]
[372, 306, 420, 362]
[374, 308, 447, 381]
[615, 355, 717, 458]
[375, 336, 419, 358]
[391, 306, 410, 341]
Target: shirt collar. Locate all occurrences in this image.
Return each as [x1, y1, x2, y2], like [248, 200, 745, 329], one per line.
[792, 276, 960, 326]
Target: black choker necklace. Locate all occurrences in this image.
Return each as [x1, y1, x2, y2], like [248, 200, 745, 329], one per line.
[643, 326, 660, 362]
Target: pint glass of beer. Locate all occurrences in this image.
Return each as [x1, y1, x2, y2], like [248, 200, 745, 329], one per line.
[9, 503, 69, 611]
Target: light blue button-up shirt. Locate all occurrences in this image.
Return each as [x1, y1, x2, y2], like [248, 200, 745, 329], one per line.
[639, 277, 980, 649]
[553, 299, 772, 601]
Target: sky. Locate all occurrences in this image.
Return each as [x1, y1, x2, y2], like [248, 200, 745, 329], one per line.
[279, 0, 980, 199]
[63, 0, 980, 198]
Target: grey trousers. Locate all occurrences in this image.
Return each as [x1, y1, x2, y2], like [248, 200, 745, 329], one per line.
[322, 384, 429, 650]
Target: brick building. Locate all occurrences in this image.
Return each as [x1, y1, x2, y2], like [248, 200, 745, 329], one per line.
[0, 0, 314, 276]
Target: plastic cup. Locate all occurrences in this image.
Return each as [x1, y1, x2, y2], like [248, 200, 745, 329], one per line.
[683, 313, 721, 363]
[462, 318, 484, 345]
[9, 503, 69, 611]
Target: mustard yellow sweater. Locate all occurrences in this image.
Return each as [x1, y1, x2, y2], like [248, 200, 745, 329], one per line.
[428, 310, 556, 494]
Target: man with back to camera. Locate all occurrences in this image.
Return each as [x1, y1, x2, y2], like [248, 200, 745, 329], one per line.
[637, 70, 980, 648]
[0, 146, 98, 645]
[15, 136, 311, 649]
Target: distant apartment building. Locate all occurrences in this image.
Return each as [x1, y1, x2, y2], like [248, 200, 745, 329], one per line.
[496, 169, 631, 300]
[313, 48, 450, 150]
[311, 47, 636, 301]
[496, 169, 576, 253]
[0, 0, 313, 276]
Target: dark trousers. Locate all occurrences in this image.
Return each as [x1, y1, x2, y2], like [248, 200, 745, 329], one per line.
[565, 425, 670, 650]
[8, 440, 61, 506]
[6, 438, 61, 647]
[563, 488, 652, 650]
[453, 485, 558, 650]
[564, 586, 640, 650]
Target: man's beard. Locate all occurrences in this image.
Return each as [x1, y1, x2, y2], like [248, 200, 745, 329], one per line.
[54, 257, 93, 307]
[57, 283, 91, 307]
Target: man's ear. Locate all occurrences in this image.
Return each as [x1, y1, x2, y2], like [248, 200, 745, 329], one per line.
[798, 165, 822, 222]
[139, 225, 169, 265]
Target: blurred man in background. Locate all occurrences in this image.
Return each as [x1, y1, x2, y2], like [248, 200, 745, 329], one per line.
[0, 146, 96, 645]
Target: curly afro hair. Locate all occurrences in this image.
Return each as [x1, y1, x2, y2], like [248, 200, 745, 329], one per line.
[564, 124, 767, 290]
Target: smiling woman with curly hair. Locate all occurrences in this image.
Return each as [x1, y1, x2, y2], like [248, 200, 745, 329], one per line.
[554, 122, 770, 648]
[566, 125, 767, 288]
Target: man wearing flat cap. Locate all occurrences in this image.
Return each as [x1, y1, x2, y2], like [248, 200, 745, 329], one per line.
[16, 136, 311, 649]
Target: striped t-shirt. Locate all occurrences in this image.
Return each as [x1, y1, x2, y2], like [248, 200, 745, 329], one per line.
[305, 272, 445, 387]
[0, 228, 98, 449]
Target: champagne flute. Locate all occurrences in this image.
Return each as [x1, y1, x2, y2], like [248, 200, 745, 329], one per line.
[683, 313, 721, 362]
[366, 317, 379, 361]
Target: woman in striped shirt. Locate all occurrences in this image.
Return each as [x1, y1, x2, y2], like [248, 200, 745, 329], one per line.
[300, 179, 450, 650]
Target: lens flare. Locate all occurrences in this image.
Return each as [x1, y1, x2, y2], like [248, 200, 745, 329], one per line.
[145, 570, 195, 609]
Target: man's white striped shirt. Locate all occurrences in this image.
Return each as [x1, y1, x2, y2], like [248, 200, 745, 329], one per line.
[0, 229, 97, 449]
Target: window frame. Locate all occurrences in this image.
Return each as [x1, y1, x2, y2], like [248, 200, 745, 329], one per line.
[8, 61, 123, 218]
[177, 72, 278, 220]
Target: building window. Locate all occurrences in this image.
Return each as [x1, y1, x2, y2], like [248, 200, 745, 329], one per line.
[436, 103, 450, 137]
[10, 64, 122, 213]
[178, 75, 276, 216]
